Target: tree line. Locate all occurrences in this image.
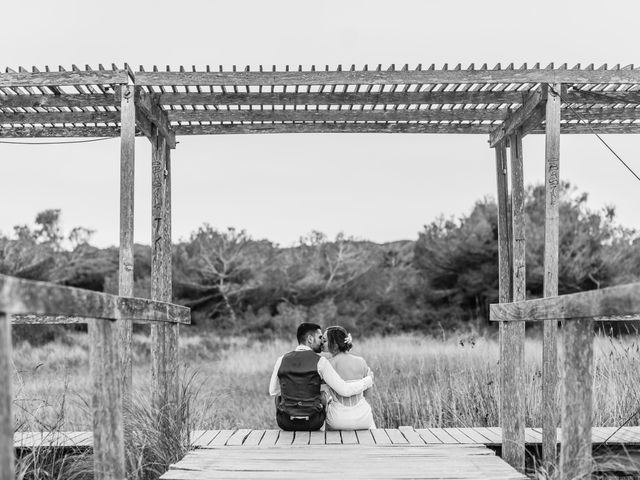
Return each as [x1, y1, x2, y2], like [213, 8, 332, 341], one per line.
[2, 182, 638, 341]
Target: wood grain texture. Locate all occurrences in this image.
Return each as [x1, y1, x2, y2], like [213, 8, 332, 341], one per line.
[502, 131, 526, 474]
[150, 132, 179, 420]
[489, 282, 640, 322]
[157, 90, 525, 106]
[0, 111, 120, 124]
[0, 126, 125, 138]
[0, 314, 13, 480]
[560, 318, 594, 480]
[136, 90, 176, 148]
[88, 318, 125, 480]
[0, 93, 118, 108]
[0, 274, 190, 323]
[173, 123, 493, 136]
[118, 84, 136, 401]
[0, 70, 128, 87]
[494, 142, 515, 470]
[490, 86, 547, 146]
[135, 68, 640, 86]
[543, 82, 561, 470]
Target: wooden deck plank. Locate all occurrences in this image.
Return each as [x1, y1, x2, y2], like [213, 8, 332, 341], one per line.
[189, 430, 207, 445]
[415, 428, 443, 444]
[308, 430, 325, 445]
[370, 429, 391, 445]
[208, 430, 236, 446]
[607, 426, 640, 444]
[226, 429, 252, 446]
[385, 428, 409, 444]
[259, 430, 280, 447]
[398, 426, 425, 444]
[194, 430, 221, 447]
[275, 430, 294, 446]
[355, 430, 375, 445]
[483, 427, 505, 444]
[325, 430, 342, 444]
[428, 428, 460, 444]
[160, 445, 527, 479]
[458, 428, 493, 444]
[292, 431, 310, 445]
[340, 430, 358, 445]
[524, 428, 542, 444]
[443, 428, 475, 444]
[73, 431, 94, 446]
[242, 430, 265, 446]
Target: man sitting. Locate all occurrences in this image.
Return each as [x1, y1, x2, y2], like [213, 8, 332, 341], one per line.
[269, 322, 374, 431]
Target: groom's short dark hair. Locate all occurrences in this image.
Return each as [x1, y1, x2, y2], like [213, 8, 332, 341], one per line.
[297, 323, 321, 344]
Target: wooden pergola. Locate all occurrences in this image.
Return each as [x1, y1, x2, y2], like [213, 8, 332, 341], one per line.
[2, 63, 640, 480]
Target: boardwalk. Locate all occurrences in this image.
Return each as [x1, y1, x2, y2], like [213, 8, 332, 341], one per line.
[15, 426, 640, 449]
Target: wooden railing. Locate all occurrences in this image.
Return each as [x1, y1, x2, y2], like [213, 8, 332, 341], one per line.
[490, 282, 640, 479]
[0, 274, 191, 480]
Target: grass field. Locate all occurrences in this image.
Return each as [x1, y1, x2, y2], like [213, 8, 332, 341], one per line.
[11, 329, 640, 432]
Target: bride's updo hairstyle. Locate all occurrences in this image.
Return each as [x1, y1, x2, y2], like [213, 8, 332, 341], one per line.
[325, 326, 353, 354]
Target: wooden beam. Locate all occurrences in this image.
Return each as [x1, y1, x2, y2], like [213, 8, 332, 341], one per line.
[0, 70, 128, 87]
[167, 109, 508, 123]
[150, 131, 179, 413]
[542, 83, 561, 470]
[494, 141, 515, 469]
[136, 90, 176, 148]
[0, 93, 118, 108]
[89, 317, 125, 480]
[502, 131, 526, 472]
[174, 123, 493, 135]
[0, 274, 190, 323]
[489, 282, 640, 322]
[118, 84, 136, 400]
[9, 314, 188, 325]
[0, 314, 14, 480]
[0, 111, 120, 124]
[157, 90, 526, 106]
[560, 318, 594, 480]
[134, 68, 640, 86]
[0, 127, 126, 138]
[489, 87, 547, 147]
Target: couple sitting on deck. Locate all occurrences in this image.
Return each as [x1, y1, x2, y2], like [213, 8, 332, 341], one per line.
[269, 323, 376, 431]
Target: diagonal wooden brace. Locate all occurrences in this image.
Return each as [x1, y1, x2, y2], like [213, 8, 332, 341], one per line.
[489, 85, 548, 147]
[135, 89, 176, 148]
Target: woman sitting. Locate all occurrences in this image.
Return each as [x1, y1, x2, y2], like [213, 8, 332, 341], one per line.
[323, 326, 376, 430]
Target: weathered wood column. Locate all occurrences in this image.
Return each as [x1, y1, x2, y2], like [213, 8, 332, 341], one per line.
[0, 314, 14, 480]
[89, 317, 125, 480]
[561, 318, 594, 479]
[542, 83, 561, 468]
[495, 141, 522, 471]
[118, 83, 136, 401]
[150, 129, 178, 412]
[506, 131, 526, 471]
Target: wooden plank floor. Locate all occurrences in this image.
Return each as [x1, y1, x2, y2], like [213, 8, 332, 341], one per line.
[160, 444, 526, 480]
[14, 426, 640, 449]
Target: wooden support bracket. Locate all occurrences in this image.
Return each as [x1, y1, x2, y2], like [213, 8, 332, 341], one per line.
[135, 89, 176, 148]
[489, 86, 548, 147]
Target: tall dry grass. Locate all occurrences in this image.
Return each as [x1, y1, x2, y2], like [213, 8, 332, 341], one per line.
[12, 330, 640, 431]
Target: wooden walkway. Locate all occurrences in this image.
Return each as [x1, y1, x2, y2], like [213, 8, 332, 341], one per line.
[15, 426, 640, 449]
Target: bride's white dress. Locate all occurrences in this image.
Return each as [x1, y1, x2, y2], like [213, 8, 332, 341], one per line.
[325, 353, 376, 430]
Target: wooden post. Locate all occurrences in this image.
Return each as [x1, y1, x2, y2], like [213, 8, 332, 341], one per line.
[495, 142, 522, 470]
[151, 130, 178, 412]
[89, 318, 125, 480]
[543, 83, 561, 468]
[118, 84, 136, 401]
[560, 318, 594, 479]
[504, 131, 526, 472]
[0, 314, 14, 480]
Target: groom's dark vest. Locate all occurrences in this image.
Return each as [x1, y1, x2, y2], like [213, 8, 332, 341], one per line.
[277, 349, 323, 417]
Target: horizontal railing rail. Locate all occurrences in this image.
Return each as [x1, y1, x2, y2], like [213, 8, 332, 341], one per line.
[0, 274, 191, 480]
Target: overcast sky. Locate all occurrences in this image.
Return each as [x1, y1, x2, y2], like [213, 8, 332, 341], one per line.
[2, 0, 639, 248]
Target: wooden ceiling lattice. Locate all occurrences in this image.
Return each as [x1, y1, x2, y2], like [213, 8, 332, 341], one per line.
[2, 63, 640, 140]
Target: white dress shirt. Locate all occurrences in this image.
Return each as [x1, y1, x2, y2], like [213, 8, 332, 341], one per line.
[269, 345, 373, 398]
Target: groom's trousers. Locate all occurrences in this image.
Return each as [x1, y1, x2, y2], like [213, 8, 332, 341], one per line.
[276, 408, 326, 431]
